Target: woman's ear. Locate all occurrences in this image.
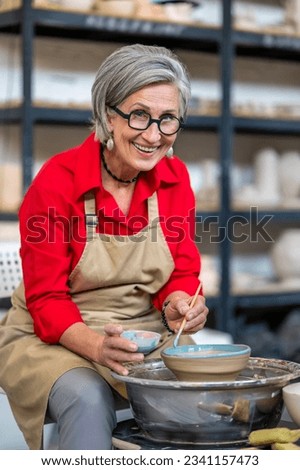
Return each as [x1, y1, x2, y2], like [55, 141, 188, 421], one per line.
[106, 108, 115, 132]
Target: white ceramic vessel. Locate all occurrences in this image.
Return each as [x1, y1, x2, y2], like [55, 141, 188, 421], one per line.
[271, 229, 300, 280]
[283, 382, 300, 426]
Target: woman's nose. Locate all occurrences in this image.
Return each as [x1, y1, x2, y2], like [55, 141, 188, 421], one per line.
[141, 122, 161, 141]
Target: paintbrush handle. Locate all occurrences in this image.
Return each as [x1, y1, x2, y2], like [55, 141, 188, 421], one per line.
[189, 282, 202, 309]
[173, 282, 202, 347]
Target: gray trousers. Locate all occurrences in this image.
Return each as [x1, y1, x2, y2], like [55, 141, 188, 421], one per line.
[46, 368, 123, 450]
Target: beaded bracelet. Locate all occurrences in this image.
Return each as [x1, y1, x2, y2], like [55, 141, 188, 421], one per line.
[161, 300, 175, 334]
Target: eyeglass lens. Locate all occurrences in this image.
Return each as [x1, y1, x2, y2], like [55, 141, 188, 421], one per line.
[129, 110, 180, 135]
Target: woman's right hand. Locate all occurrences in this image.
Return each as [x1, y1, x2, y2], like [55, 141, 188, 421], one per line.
[98, 323, 144, 376]
[59, 322, 144, 376]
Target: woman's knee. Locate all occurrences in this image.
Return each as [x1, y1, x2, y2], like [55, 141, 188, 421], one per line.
[47, 368, 117, 449]
[48, 368, 116, 420]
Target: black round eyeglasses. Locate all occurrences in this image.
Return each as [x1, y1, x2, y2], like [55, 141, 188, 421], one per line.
[111, 106, 184, 136]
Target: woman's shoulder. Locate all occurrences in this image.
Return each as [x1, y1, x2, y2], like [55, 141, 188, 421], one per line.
[34, 147, 78, 180]
[157, 155, 190, 182]
[29, 133, 98, 191]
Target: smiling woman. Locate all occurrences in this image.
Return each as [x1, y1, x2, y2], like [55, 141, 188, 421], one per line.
[0, 43, 208, 450]
[102, 82, 180, 188]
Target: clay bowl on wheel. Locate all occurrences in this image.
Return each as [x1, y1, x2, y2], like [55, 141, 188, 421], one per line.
[121, 330, 161, 354]
[161, 344, 251, 381]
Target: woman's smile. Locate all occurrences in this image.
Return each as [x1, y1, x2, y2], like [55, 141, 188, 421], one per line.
[132, 142, 159, 154]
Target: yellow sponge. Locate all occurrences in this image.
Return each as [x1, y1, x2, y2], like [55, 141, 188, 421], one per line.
[271, 442, 300, 450]
[249, 428, 300, 446]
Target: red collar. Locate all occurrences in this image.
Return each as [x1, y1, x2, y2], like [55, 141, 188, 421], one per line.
[73, 133, 180, 201]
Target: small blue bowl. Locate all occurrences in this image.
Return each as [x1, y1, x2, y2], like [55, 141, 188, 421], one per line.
[121, 330, 161, 354]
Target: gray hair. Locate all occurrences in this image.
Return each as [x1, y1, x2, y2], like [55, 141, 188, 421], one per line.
[91, 44, 191, 142]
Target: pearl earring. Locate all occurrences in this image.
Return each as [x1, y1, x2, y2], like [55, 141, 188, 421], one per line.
[166, 147, 174, 158]
[106, 136, 114, 151]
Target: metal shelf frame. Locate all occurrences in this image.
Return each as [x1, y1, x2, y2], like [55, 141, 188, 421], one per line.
[234, 291, 300, 309]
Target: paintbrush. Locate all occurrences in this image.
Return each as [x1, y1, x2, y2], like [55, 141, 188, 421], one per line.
[173, 282, 202, 348]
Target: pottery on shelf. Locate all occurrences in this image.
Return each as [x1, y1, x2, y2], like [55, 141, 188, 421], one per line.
[278, 150, 300, 200]
[271, 229, 300, 280]
[254, 147, 281, 205]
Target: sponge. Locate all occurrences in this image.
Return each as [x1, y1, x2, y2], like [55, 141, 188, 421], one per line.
[249, 428, 300, 446]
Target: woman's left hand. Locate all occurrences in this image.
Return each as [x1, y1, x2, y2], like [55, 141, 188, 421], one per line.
[164, 291, 209, 334]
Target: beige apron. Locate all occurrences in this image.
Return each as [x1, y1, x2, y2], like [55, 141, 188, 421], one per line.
[0, 190, 176, 449]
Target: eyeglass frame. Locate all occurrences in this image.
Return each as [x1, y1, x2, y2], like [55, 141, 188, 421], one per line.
[110, 106, 184, 136]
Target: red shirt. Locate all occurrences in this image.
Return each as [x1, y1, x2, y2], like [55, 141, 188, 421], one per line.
[19, 133, 201, 343]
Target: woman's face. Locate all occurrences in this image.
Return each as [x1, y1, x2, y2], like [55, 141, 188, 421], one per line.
[107, 83, 181, 176]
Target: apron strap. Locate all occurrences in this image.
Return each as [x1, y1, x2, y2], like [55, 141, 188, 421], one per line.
[84, 190, 98, 241]
[148, 192, 159, 224]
